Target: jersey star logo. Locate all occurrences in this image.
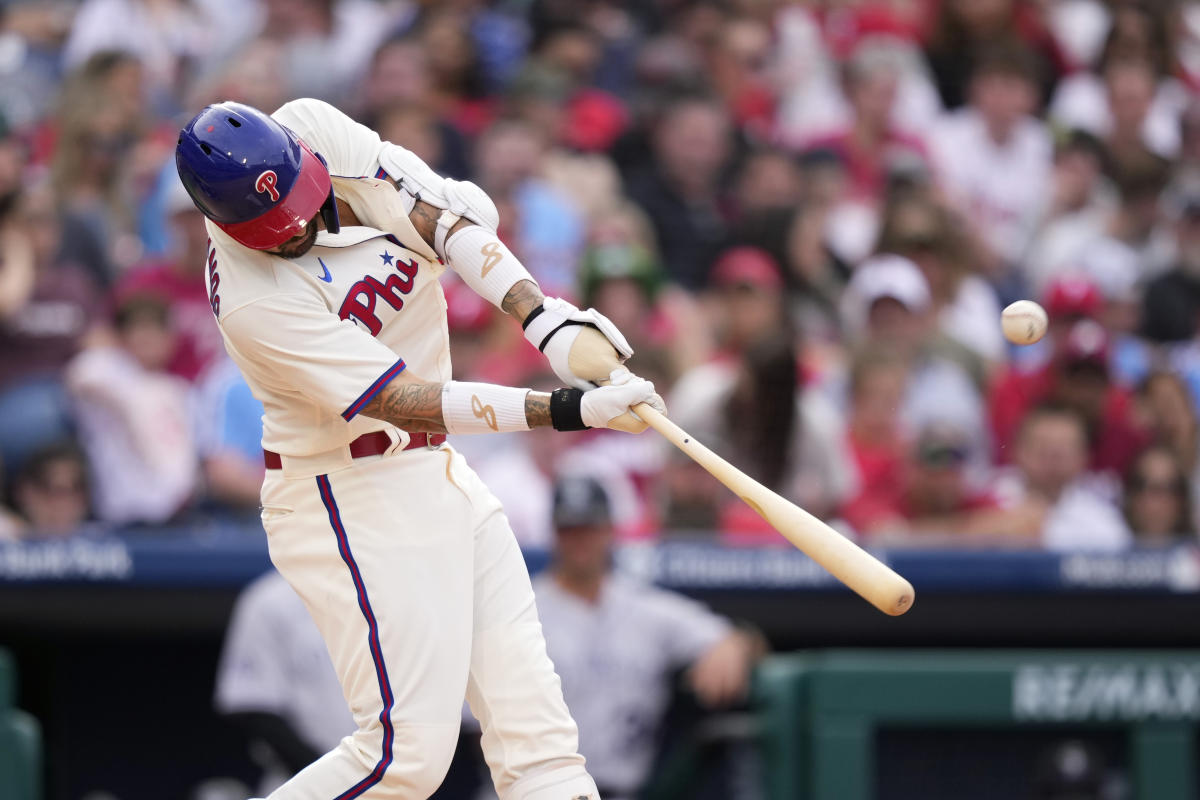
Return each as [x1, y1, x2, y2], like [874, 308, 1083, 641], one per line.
[380, 250, 394, 266]
[480, 242, 503, 278]
[316, 257, 332, 283]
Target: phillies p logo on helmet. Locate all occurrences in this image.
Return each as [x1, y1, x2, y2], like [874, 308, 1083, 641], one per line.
[255, 170, 280, 202]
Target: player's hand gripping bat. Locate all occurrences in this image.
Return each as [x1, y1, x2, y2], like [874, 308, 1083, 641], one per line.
[572, 337, 915, 616]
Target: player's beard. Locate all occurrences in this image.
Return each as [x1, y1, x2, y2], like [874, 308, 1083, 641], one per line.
[273, 222, 320, 260]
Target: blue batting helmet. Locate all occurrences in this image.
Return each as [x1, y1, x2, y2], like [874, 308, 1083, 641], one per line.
[175, 101, 339, 250]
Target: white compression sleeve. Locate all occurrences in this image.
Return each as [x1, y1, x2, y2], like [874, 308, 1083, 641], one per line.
[441, 382, 531, 434]
[444, 225, 535, 309]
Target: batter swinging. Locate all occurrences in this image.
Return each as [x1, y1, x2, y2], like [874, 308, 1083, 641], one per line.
[175, 99, 665, 800]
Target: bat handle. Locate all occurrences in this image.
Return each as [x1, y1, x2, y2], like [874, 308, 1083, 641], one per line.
[633, 402, 692, 448]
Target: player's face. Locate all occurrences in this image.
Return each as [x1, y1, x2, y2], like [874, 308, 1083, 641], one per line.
[266, 215, 320, 259]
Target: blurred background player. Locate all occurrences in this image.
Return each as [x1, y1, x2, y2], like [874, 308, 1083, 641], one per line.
[532, 475, 763, 800]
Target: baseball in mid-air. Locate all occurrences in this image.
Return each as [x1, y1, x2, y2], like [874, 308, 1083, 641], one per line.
[1001, 300, 1048, 345]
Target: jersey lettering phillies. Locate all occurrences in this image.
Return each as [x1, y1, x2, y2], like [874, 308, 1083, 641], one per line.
[205, 222, 450, 457]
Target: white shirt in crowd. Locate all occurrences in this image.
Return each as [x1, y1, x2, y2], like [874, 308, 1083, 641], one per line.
[939, 274, 1007, 363]
[1050, 72, 1189, 160]
[669, 359, 858, 518]
[532, 573, 732, 798]
[215, 570, 354, 795]
[994, 470, 1132, 551]
[929, 108, 1054, 266]
[65, 346, 196, 525]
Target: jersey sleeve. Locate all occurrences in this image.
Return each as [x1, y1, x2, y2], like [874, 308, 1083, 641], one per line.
[272, 98, 387, 179]
[273, 98, 450, 207]
[220, 292, 406, 421]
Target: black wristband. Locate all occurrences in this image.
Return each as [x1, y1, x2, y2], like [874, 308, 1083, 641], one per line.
[520, 303, 546, 331]
[549, 388, 589, 431]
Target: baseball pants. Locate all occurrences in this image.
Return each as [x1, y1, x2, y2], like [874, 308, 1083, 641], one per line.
[258, 438, 598, 800]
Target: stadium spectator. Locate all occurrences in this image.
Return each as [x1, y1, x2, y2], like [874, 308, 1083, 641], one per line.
[1022, 131, 1113, 291]
[0, 181, 101, 474]
[993, 404, 1131, 550]
[472, 118, 584, 297]
[193, 359, 265, 515]
[735, 204, 850, 351]
[874, 192, 1004, 367]
[115, 176, 224, 383]
[1026, 157, 1173, 296]
[839, 254, 989, 477]
[927, 42, 1054, 273]
[577, 240, 676, 382]
[0, 3, 71, 131]
[801, 39, 929, 204]
[1142, 184, 1200, 343]
[61, 0, 223, 114]
[1048, 2, 1187, 162]
[533, 475, 763, 800]
[704, 14, 773, 136]
[670, 330, 855, 541]
[11, 440, 91, 539]
[922, 0, 1063, 111]
[1027, 129, 1112, 256]
[729, 148, 803, 223]
[841, 349, 912, 536]
[1135, 371, 1200, 525]
[416, 7, 492, 135]
[860, 417, 1005, 544]
[264, 0, 401, 105]
[49, 50, 157, 278]
[700, 246, 788, 354]
[1123, 445, 1195, 546]
[989, 318, 1149, 476]
[185, 35, 290, 121]
[625, 94, 733, 290]
[66, 293, 196, 525]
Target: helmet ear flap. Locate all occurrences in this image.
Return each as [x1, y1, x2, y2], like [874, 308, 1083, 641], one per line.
[314, 151, 340, 235]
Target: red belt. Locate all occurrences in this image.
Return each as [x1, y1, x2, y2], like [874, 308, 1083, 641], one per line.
[263, 431, 446, 470]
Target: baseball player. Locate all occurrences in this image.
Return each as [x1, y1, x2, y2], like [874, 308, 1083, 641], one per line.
[175, 99, 666, 800]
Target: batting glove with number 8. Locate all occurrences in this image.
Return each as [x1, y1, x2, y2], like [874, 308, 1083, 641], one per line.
[523, 297, 634, 390]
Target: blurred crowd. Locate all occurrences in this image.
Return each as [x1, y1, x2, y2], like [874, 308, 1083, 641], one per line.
[1, 0, 1200, 552]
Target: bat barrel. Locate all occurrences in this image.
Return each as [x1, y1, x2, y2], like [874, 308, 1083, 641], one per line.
[634, 402, 916, 616]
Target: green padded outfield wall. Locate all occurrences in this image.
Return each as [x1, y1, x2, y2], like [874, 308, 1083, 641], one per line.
[755, 650, 1200, 800]
[0, 648, 42, 800]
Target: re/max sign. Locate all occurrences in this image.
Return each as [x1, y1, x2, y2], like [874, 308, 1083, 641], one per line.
[1013, 664, 1200, 721]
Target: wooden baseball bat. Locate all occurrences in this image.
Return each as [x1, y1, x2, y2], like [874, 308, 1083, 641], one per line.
[633, 401, 915, 616]
[568, 336, 914, 615]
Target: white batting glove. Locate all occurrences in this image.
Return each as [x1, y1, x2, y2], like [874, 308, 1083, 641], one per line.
[523, 297, 634, 390]
[580, 368, 667, 433]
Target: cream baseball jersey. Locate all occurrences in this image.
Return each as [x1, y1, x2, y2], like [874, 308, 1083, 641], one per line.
[205, 221, 450, 457]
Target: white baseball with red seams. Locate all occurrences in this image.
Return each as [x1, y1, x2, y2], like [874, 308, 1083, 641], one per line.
[205, 98, 599, 800]
[1001, 299, 1049, 346]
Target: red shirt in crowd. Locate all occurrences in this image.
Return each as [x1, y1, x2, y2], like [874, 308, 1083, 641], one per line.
[840, 429, 907, 535]
[988, 364, 1150, 475]
[116, 261, 224, 382]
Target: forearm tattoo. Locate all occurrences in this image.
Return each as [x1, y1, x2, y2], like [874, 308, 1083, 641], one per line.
[409, 199, 476, 250]
[409, 200, 440, 248]
[524, 391, 553, 428]
[502, 279, 545, 323]
[361, 381, 448, 434]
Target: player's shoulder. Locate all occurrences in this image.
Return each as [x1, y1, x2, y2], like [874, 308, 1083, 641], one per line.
[271, 98, 346, 131]
[204, 223, 300, 318]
